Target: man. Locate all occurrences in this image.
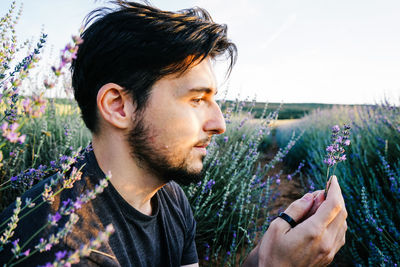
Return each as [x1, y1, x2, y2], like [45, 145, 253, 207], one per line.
[0, 1, 347, 266]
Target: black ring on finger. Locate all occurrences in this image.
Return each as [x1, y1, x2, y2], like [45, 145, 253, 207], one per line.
[278, 212, 298, 228]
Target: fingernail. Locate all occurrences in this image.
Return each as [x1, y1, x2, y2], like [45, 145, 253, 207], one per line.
[303, 193, 313, 201]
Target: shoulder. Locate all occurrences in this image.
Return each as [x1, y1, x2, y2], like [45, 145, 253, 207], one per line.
[158, 181, 194, 222]
[160, 181, 189, 207]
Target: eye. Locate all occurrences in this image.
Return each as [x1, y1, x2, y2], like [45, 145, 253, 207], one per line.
[191, 98, 204, 105]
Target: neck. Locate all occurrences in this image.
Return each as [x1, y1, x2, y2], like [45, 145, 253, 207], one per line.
[92, 132, 165, 216]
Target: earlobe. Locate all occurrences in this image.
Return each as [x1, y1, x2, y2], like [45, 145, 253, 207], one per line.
[96, 83, 133, 129]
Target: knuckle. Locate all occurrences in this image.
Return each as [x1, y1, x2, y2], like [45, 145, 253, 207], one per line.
[342, 209, 348, 219]
[326, 251, 335, 264]
[331, 201, 342, 214]
[319, 241, 331, 256]
[289, 199, 302, 210]
[270, 219, 283, 233]
[309, 225, 324, 240]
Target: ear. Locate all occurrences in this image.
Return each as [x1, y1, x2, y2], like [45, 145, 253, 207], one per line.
[96, 83, 134, 130]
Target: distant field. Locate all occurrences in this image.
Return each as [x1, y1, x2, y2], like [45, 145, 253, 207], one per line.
[219, 100, 374, 120]
[54, 98, 380, 120]
[51, 98, 376, 120]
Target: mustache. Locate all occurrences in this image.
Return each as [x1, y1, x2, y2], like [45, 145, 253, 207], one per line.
[195, 137, 212, 146]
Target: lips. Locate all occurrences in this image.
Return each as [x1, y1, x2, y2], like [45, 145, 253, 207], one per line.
[194, 140, 210, 155]
[194, 137, 211, 148]
[194, 143, 209, 148]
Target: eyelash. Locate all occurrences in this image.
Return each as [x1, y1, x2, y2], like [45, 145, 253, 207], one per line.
[191, 98, 204, 105]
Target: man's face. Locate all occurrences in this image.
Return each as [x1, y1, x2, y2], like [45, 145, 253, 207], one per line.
[127, 57, 226, 185]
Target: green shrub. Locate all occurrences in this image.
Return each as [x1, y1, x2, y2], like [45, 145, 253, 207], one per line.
[183, 101, 301, 266]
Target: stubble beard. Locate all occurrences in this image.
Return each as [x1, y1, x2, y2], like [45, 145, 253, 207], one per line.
[126, 114, 204, 186]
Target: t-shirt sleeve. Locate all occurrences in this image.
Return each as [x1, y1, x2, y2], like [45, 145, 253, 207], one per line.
[170, 182, 198, 265]
[181, 202, 198, 265]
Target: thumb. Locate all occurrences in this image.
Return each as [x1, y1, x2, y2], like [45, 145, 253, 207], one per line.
[277, 193, 314, 232]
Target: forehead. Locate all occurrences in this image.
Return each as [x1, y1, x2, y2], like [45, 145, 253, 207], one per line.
[153, 57, 217, 97]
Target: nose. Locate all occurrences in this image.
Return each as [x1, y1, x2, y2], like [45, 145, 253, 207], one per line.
[203, 101, 226, 135]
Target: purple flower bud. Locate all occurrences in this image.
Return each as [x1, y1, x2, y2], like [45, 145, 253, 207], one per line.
[50, 161, 57, 168]
[73, 200, 83, 210]
[23, 249, 30, 256]
[332, 125, 340, 133]
[12, 239, 19, 247]
[326, 145, 335, 153]
[62, 199, 72, 207]
[1, 122, 8, 131]
[324, 158, 336, 167]
[49, 213, 60, 226]
[55, 250, 67, 261]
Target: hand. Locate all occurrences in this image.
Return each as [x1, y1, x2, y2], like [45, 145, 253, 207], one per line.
[257, 175, 347, 267]
[303, 189, 325, 221]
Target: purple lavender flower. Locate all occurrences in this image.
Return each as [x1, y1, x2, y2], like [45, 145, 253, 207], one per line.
[22, 249, 30, 257]
[1, 122, 26, 144]
[203, 179, 216, 193]
[324, 124, 351, 196]
[49, 212, 62, 226]
[332, 125, 340, 133]
[324, 158, 336, 167]
[55, 250, 68, 261]
[73, 200, 83, 210]
[326, 145, 335, 153]
[11, 238, 19, 248]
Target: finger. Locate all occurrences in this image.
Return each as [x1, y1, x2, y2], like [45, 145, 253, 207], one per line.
[311, 176, 344, 227]
[308, 190, 325, 216]
[326, 176, 343, 203]
[276, 193, 314, 232]
[327, 218, 347, 262]
[329, 209, 348, 252]
[312, 189, 324, 197]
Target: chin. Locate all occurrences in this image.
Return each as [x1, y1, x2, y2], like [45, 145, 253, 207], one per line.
[189, 161, 204, 174]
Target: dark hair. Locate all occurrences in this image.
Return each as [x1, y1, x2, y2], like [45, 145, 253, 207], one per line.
[71, 1, 237, 133]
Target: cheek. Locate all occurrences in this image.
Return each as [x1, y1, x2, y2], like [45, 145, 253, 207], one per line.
[148, 107, 202, 147]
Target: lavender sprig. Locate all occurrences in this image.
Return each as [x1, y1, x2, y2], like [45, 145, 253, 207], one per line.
[0, 197, 21, 247]
[6, 174, 111, 265]
[39, 224, 115, 267]
[323, 124, 351, 197]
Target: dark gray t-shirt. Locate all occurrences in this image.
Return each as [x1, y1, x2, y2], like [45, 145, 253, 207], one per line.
[0, 147, 198, 266]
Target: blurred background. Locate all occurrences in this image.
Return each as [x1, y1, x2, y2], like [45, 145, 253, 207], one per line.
[1, 0, 399, 104]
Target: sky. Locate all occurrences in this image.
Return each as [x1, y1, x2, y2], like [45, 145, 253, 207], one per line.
[1, 0, 400, 105]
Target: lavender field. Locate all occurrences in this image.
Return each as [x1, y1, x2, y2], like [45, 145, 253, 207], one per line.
[275, 104, 400, 265]
[1, 1, 399, 266]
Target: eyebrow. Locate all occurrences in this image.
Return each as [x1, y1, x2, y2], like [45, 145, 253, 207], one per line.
[187, 87, 218, 95]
